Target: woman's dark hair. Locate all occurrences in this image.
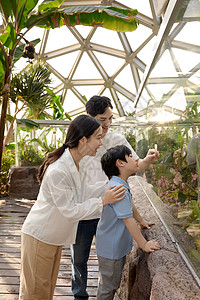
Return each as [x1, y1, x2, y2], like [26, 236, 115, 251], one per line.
[86, 95, 113, 117]
[101, 145, 132, 179]
[38, 115, 101, 183]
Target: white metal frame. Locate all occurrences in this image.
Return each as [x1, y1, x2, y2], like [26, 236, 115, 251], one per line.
[35, 0, 199, 119]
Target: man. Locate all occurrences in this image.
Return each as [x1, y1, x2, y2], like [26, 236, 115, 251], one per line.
[70, 95, 159, 299]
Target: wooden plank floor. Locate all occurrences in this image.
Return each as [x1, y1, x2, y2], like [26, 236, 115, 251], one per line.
[0, 198, 98, 299]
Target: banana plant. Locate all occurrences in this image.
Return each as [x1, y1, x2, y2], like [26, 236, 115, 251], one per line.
[0, 0, 138, 173]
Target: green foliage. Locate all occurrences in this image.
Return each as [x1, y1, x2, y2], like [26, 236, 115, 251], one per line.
[137, 134, 148, 159]
[0, 22, 16, 49]
[125, 131, 136, 151]
[1, 150, 15, 174]
[193, 235, 200, 252]
[10, 63, 54, 118]
[38, 0, 64, 12]
[148, 126, 198, 202]
[139, 99, 200, 249]
[0, 49, 5, 80]
[8, 62, 68, 123]
[30, 136, 56, 154]
[0, 150, 15, 197]
[17, 133, 45, 166]
[17, 119, 40, 129]
[18, 144, 44, 166]
[140, 121, 200, 248]
[26, 5, 138, 33]
[48, 90, 70, 120]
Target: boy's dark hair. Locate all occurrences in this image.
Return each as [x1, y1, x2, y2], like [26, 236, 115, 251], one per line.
[101, 145, 132, 179]
[86, 95, 113, 117]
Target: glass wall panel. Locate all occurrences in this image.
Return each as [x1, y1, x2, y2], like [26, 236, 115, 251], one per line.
[134, 0, 200, 283]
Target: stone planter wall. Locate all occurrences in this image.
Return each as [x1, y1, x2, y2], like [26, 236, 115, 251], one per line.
[6, 169, 200, 299]
[7, 166, 40, 199]
[116, 176, 200, 300]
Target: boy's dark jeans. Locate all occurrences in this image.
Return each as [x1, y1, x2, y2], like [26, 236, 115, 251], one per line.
[70, 219, 99, 299]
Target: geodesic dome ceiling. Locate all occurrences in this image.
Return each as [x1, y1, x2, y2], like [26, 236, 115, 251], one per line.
[16, 0, 200, 122]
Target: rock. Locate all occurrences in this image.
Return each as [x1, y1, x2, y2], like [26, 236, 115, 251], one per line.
[7, 166, 40, 199]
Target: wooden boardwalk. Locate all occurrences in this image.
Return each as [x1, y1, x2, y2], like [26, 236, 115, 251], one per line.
[0, 198, 99, 299]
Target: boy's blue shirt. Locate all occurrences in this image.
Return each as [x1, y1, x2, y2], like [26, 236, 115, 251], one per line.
[96, 175, 133, 259]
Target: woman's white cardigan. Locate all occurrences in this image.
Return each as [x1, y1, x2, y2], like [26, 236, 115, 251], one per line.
[22, 149, 104, 245]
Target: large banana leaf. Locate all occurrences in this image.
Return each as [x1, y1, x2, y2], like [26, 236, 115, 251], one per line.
[1, 0, 138, 32]
[26, 5, 138, 32]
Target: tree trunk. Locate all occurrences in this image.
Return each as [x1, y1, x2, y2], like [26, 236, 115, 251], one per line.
[0, 92, 9, 174]
[0, 53, 13, 175]
[3, 103, 24, 150]
[3, 116, 15, 151]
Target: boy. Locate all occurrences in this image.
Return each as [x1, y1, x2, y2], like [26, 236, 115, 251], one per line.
[96, 145, 161, 300]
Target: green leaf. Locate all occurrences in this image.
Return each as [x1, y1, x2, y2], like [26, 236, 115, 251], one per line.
[0, 0, 13, 21]
[191, 200, 200, 219]
[25, 7, 56, 28]
[6, 114, 14, 123]
[30, 137, 43, 148]
[0, 1, 39, 31]
[83, 95, 88, 102]
[188, 247, 200, 261]
[16, 0, 40, 30]
[0, 23, 16, 49]
[18, 119, 40, 128]
[54, 96, 64, 113]
[178, 192, 187, 203]
[0, 51, 5, 80]
[43, 135, 48, 148]
[38, 0, 64, 12]
[6, 143, 15, 150]
[17, 126, 33, 132]
[26, 5, 138, 32]
[65, 112, 71, 120]
[60, 6, 138, 32]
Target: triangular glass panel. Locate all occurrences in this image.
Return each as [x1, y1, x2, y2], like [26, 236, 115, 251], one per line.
[94, 52, 125, 77]
[44, 27, 78, 52]
[114, 64, 138, 95]
[48, 52, 80, 78]
[90, 27, 124, 50]
[72, 52, 103, 79]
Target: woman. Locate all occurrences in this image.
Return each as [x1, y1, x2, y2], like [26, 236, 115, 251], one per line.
[19, 115, 125, 300]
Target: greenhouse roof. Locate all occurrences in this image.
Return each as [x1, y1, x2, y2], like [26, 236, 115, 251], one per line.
[13, 0, 200, 123]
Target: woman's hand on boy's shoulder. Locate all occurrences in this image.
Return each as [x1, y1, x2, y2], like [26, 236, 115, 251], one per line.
[102, 184, 125, 206]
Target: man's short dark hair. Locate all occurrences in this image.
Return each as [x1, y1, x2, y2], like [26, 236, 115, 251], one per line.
[101, 145, 132, 179]
[86, 95, 113, 117]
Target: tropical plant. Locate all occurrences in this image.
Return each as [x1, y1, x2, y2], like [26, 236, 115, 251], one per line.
[0, 149, 15, 197]
[4, 62, 60, 148]
[0, 0, 139, 174]
[18, 136, 45, 166]
[142, 122, 200, 249]
[125, 131, 136, 151]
